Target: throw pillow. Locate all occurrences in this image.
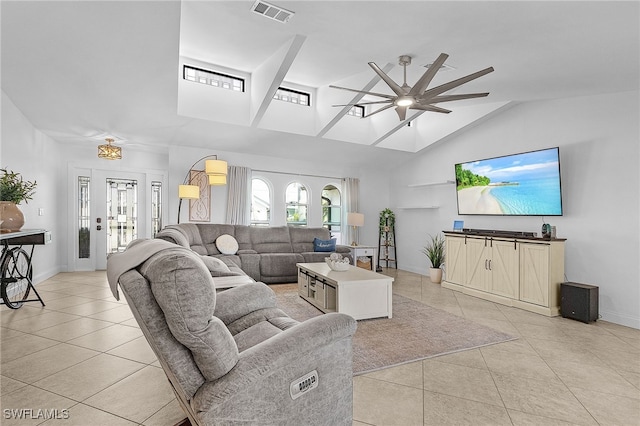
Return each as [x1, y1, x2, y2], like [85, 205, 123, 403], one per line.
[215, 234, 239, 255]
[313, 237, 336, 252]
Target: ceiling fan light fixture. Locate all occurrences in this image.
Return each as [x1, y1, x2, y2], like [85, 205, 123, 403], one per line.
[396, 97, 414, 107]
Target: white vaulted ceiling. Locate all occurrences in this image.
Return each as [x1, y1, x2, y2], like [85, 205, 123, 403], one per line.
[2, 1, 638, 169]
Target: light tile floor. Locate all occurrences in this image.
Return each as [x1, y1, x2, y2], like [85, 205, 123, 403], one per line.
[1, 270, 638, 425]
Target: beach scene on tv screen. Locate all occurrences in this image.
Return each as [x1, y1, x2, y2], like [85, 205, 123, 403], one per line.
[456, 148, 563, 215]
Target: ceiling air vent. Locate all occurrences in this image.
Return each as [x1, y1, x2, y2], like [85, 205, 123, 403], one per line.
[251, 1, 294, 23]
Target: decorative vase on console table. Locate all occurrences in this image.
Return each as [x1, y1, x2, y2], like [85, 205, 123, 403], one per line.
[0, 168, 37, 233]
[0, 202, 25, 232]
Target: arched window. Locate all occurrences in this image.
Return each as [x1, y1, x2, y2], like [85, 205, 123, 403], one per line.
[285, 182, 308, 226]
[321, 185, 341, 239]
[251, 178, 271, 226]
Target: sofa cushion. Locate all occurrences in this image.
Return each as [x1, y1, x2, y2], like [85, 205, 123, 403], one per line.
[142, 248, 239, 381]
[201, 255, 245, 278]
[250, 227, 293, 253]
[216, 234, 239, 255]
[259, 253, 303, 278]
[197, 224, 237, 255]
[289, 227, 331, 253]
[200, 256, 231, 273]
[313, 237, 336, 252]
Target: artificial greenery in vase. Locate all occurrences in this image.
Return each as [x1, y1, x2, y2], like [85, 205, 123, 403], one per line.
[0, 168, 37, 205]
[421, 233, 445, 269]
[378, 208, 395, 235]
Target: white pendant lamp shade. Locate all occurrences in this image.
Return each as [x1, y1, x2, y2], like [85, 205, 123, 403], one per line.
[208, 174, 227, 186]
[205, 159, 228, 176]
[178, 184, 199, 199]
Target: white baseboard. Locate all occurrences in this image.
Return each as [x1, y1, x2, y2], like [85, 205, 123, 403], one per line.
[599, 310, 640, 330]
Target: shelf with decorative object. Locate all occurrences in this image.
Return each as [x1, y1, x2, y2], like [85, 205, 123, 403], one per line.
[377, 208, 396, 271]
[407, 180, 455, 188]
[395, 206, 439, 210]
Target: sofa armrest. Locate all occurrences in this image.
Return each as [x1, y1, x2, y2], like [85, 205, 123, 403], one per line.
[192, 313, 357, 421]
[335, 245, 352, 254]
[214, 282, 278, 325]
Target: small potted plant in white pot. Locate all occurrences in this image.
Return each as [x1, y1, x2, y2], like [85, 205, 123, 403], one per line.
[421, 233, 445, 284]
[0, 168, 37, 232]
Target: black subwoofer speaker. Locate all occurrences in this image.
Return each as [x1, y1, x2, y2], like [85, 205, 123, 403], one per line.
[561, 282, 599, 323]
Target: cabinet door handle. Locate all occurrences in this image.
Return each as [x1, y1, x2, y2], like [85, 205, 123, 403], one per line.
[488, 260, 492, 271]
[485, 259, 488, 270]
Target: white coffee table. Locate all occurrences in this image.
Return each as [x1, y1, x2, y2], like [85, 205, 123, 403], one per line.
[296, 262, 393, 320]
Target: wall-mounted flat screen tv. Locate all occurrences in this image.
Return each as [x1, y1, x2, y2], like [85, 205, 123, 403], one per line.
[455, 147, 563, 216]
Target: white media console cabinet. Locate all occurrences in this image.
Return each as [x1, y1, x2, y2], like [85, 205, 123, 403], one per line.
[442, 231, 566, 317]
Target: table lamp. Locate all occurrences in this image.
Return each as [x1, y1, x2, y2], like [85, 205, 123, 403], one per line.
[347, 212, 364, 246]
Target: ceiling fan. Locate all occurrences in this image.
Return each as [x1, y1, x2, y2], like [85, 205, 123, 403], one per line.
[330, 53, 494, 121]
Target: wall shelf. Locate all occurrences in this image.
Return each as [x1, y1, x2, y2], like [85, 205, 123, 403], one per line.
[396, 206, 439, 209]
[407, 180, 455, 188]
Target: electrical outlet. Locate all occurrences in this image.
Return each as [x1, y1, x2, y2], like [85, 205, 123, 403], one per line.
[38, 208, 44, 216]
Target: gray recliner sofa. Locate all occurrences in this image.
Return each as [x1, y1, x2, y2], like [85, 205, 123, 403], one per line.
[109, 242, 357, 425]
[156, 224, 351, 283]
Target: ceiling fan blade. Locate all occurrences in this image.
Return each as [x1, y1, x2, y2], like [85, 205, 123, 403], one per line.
[408, 53, 449, 97]
[410, 104, 452, 114]
[332, 100, 393, 107]
[395, 106, 408, 121]
[329, 85, 396, 99]
[368, 62, 405, 96]
[363, 103, 396, 118]
[426, 93, 490, 103]
[421, 67, 494, 100]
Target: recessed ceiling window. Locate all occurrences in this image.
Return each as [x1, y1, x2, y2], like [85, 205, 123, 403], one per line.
[183, 65, 244, 92]
[347, 105, 364, 117]
[273, 88, 310, 106]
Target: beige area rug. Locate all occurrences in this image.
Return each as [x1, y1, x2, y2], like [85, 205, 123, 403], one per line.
[272, 284, 517, 376]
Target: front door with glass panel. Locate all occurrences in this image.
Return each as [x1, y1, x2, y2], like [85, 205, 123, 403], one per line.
[74, 169, 155, 271]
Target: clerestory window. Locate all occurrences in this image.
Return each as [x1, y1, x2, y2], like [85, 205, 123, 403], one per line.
[273, 87, 310, 106]
[183, 65, 244, 92]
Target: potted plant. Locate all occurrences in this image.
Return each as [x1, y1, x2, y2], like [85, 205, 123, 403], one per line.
[0, 168, 37, 232]
[421, 233, 445, 284]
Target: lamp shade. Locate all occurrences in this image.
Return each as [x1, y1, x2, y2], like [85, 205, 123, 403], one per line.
[205, 159, 228, 176]
[178, 184, 199, 199]
[347, 212, 364, 227]
[208, 174, 227, 186]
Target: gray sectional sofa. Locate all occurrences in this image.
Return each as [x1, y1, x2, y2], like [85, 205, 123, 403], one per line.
[156, 224, 351, 283]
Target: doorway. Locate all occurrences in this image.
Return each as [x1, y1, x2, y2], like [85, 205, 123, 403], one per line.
[71, 167, 165, 271]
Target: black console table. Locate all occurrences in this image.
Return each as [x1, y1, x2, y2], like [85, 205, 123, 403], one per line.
[0, 229, 51, 309]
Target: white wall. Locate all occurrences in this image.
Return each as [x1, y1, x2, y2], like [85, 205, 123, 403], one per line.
[1, 91, 62, 281]
[386, 90, 640, 328]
